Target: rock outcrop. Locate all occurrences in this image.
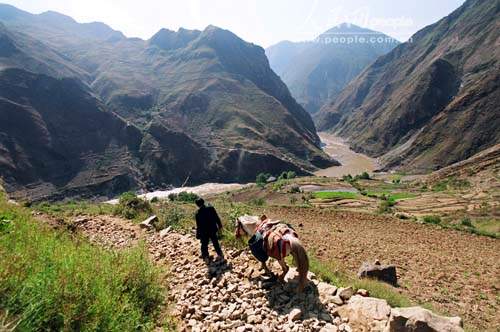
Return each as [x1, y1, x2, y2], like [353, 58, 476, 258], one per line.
[385, 307, 463, 332]
[358, 260, 398, 286]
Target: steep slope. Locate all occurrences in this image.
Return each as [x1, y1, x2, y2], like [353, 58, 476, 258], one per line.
[266, 24, 398, 114]
[0, 67, 143, 201]
[316, 0, 499, 172]
[0, 6, 335, 200]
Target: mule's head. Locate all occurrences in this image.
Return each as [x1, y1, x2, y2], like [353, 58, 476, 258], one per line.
[234, 215, 261, 238]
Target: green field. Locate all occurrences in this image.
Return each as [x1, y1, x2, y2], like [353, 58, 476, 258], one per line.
[313, 191, 359, 200]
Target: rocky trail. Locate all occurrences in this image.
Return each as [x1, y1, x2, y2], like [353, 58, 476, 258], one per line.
[62, 214, 464, 332]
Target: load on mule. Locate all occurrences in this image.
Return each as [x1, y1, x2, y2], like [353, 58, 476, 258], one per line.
[235, 215, 310, 292]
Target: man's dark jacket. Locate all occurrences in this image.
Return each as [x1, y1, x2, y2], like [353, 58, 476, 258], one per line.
[195, 205, 222, 239]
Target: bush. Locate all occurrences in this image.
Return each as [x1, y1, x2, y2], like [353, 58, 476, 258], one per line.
[342, 174, 353, 182]
[378, 200, 394, 214]
[0, 199, 163, 331]
[289, 196, 298, 205]
[272, 179, 288, 192]
[249, 197, 266, 206]
[289, 185, 301, 193]
[168, 191, 199, 203]
[114, 192, 152, 220]
[357, 172, 370, 180]
[423, 215, 441, 224]
[278, 171, 297, 181]
[157, 205, 188, 230]
[256, 173, 272, 187]
[461, 217, 474, 227]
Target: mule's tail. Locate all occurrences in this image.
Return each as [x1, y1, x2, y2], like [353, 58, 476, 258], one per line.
[289, 237, 309, 290]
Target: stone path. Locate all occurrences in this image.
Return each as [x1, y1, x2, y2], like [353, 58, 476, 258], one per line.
[72, 215, 464, 332]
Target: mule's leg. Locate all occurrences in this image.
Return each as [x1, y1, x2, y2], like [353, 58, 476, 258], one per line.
[261, 261, 272, 275]
[277, 259, 289, 282]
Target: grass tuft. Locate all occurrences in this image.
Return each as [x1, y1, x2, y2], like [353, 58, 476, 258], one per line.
[114, 192, 152, 221]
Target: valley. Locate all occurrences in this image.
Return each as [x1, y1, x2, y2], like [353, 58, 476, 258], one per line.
[0, 0, 498, 331]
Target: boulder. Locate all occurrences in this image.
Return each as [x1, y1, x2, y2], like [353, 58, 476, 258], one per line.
[140, 215, 158, 230]
[267, 176, 277, 183]
[159, 226, 171, 237]
[289, 308, 302, 321]
[385, 307, 463, 332]
[356, 289, 369, 297]
[358, 260, 398, 285]
[338, 287, 355, 301]
[338, 295, 391, 331]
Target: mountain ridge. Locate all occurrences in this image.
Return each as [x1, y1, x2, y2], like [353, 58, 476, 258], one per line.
[266, 23, 398, 114]
[315, 0, 499, 172]
[0, 5, 335, 201]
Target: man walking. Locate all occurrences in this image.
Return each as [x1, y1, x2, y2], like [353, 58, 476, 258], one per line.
[195, 198, 224, 262]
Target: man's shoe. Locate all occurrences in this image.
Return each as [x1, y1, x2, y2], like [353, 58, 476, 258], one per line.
[215, 255, 226, 263]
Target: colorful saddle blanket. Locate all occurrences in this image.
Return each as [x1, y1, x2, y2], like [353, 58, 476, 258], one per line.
[256, 220, 298, 260]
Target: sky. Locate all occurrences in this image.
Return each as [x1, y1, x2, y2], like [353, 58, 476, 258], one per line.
[3, 0, 465, 47]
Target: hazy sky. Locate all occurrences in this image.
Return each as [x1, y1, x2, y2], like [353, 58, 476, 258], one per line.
[4, 0, 465, 47]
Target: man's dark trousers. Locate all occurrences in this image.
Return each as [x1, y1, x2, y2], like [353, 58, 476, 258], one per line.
[200, 233, 223, 258]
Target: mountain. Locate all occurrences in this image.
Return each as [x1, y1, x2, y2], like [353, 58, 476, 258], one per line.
[0, 4, 335, 201]
[266, 23, 398, 114]
[315, 0, 499, 172]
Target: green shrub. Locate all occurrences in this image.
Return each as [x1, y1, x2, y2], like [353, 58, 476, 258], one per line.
[278, 171, 297, 181]
[256, 173, 272, 187]
[423, 215, 441, 224]
[249, 197, 266, 206]
[301, 193, 313, 205]
[0, 199, 163, 331]
[218, 203, 251, 249]
[289, 185, 301, 193]
[114, 192, 152, 220]
[342, 174, 353, 182]
[461, 217, 474, 227]
[378, 200, 394, 214]
[158, 205, 188, 230]
[356, 172, 370, 180]
[168, 191, 199, 203]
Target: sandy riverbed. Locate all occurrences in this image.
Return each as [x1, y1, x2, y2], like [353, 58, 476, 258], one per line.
[315, 132, 379, 178]
[107, 183, 251, 204]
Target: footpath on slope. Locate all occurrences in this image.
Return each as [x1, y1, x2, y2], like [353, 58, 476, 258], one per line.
[67, 215, 464, 332]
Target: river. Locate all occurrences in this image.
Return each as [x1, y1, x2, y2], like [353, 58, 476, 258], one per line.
[315, 132, 379, 178]
[107, 133, 377, 203]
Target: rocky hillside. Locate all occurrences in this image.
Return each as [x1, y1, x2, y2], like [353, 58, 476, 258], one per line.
[266, 24, 397, 114]
[70, 213, 464, 331]
[0, 4, 335, 201]
[315, 0, 499, 172]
